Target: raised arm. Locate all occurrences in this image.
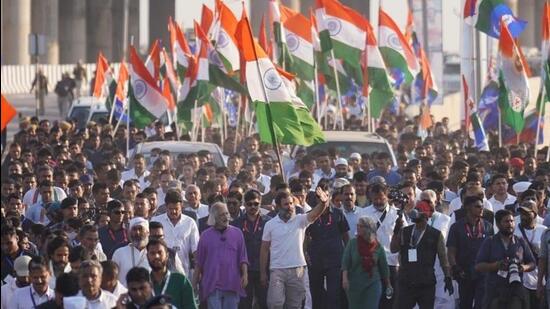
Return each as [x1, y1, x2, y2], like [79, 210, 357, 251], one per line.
[306, 187, 330, 223]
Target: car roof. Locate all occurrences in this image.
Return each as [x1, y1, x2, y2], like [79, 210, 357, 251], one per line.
[134, 141, 226, 166]
[70, 96, 108, 111]
[321, 131, 388, 143]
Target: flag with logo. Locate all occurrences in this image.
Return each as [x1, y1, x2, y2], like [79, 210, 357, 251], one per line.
[213, 1, 240, 73]
[235, 11, 324, 146]
[314, 0, 366, 68]
[128, 46, 169, 129]
[498, 20, 530, 134]
[282, 10, 315, 82]
[464, 0, 526, 38]
[378, 9, 419, 87]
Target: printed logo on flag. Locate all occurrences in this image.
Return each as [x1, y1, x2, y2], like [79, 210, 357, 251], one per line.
[326, 18, 342, 36]
[508, 91, 525, 112]
[387, 33, 404, 52]
[209, 49, 224, 69]
[134, 80, 148, 100]
[217, 31, 230, 48]
[286, 33, 300, 52]
[263, 68, 283, 90]
[492, 14, 514, 36]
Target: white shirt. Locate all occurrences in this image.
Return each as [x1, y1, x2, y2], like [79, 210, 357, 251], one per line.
[257, 174, 272, 194]
[112, 244, 151, 287]
[110, 281, 128, 299]
[262, 214, 311, 269]
[151, 213, 199, 275]
[23, 187, 67, 207]
[428, 211, 451, 279]
[358, 204, 401, 266]
[449, 196, 493, 213]
[513, 223, 547, 290]
[314, 168, 336, 180]
[25, 202, 51, 225]
[343, 206, 361, 238]
[489, 194, 517, 213]
[76, 289, 118, 309]
[185, 204, 209, 219]
[121, 168, 151, 189]
[48, 260, 72, 289]
[9, 285, 55, 309]
[1, 277, 18, 309]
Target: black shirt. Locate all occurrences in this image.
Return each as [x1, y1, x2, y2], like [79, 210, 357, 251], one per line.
[231, 214, 271, 272]
[305, 207, 349, 268]
[447, 218, 494, 278]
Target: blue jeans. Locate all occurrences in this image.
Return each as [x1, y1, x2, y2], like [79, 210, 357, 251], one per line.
[207, 290, 240, 309]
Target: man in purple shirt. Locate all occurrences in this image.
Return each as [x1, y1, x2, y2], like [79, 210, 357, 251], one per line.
[194, 202, 248, 309]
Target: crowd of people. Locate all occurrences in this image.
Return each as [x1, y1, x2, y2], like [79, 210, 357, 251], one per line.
[1, 111, 549, 309]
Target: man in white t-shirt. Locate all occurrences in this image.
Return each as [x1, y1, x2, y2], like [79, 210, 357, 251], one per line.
[260, 187, 329, 309]
[488, 174, 516, 213]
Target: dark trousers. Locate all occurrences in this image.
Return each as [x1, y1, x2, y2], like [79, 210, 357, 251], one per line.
[308, 265, 342, 309]
[484, 284, 529, 309]
[458, 277, 485, 309]
[397, 283, 435, 309]
[379, 266, 398, 309]
[239, 271, 267, 309]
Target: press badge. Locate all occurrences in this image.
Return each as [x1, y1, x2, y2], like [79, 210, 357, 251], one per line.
[408, 249, 418, 262]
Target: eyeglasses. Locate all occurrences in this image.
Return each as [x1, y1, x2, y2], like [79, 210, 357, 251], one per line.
[246, 202, 260, 207]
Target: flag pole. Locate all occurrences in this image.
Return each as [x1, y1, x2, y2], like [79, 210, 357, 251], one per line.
[244, 14, 286, 181]
[534, 84, 545, 155]
[192, 99, 199, 141]
[127, 36, 134, 158]
[314, 59, 321, 123]
[329, 50, 345, 130]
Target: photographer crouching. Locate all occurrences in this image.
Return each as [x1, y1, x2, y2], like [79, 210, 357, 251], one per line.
[475, 209, 536, 309]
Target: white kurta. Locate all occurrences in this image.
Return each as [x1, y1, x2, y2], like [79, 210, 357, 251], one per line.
[112, 244, 151, 287]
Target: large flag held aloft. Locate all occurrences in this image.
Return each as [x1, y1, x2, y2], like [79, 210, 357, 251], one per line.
[464, 0, 527, 38]
[235, 11, 324, 146]
[498, 19, 530, 134]
[378, 9, 419, 87]
[128, 46, 169, 129]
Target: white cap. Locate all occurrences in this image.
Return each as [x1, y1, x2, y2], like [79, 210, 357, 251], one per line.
[129, 217, 149, 231]
[513, 181, 532, 195]
[14, 256, 32, 277]
[333, 178, 350, 189]
[349, 153, 361, 160]
[335, 158, 348, 166]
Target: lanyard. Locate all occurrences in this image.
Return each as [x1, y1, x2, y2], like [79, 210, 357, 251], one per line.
[108, 227, 128, 243]
[465, 221, 483, 239]
[377, 208, 388, 230]
[30, 287, 49, 308]
[318, 213, 333, 226]
[243, 216, 261, 233]
[409, 225, 426, 248]
[153, 271, 171, 296]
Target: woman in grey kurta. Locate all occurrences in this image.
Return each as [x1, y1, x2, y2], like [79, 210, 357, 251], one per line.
[342, 216, 391, 309]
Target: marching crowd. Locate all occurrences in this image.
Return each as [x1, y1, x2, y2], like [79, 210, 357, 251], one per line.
[1, 113, 550, 309]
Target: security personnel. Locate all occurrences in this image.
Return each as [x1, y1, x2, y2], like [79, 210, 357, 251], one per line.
[390, 201, 453, 308]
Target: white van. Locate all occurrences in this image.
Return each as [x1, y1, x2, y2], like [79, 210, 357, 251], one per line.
[66, 96, 110, 129]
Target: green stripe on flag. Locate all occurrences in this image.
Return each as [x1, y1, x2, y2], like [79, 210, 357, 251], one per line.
[332, 40, 362, 68]
[255, 101, 307, 146]
[128, 83, 158, 129]
[379, 46, 415, 85]
[319, 29, 332, 53]
[498, 71, 525, 133]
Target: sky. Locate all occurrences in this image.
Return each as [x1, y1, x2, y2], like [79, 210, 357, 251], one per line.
[179, 0, 462, 54]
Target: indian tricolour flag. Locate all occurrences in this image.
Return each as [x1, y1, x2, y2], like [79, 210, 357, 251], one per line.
[315, 0, 366, 68]
[498, 19, 530, 134]
[128, 46, 169, 129]
[378, 9, 419, 86]
[169, 17, 192, 82]
[145, 39, 161, 82]
[214, 2, 240, 73]
[236, 12, 324, 146]
[283, 11, 315, 81]
[364, 20, 394, 118]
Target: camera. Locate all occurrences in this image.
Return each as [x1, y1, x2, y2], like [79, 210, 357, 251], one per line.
[507, 258, 522, 285]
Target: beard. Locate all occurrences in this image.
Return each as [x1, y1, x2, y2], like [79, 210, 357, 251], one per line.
[279, 208, 294, 220]
[500, 229, 514, 236]
[132, 236, 149, 248]
[150, 260, 167, 272]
